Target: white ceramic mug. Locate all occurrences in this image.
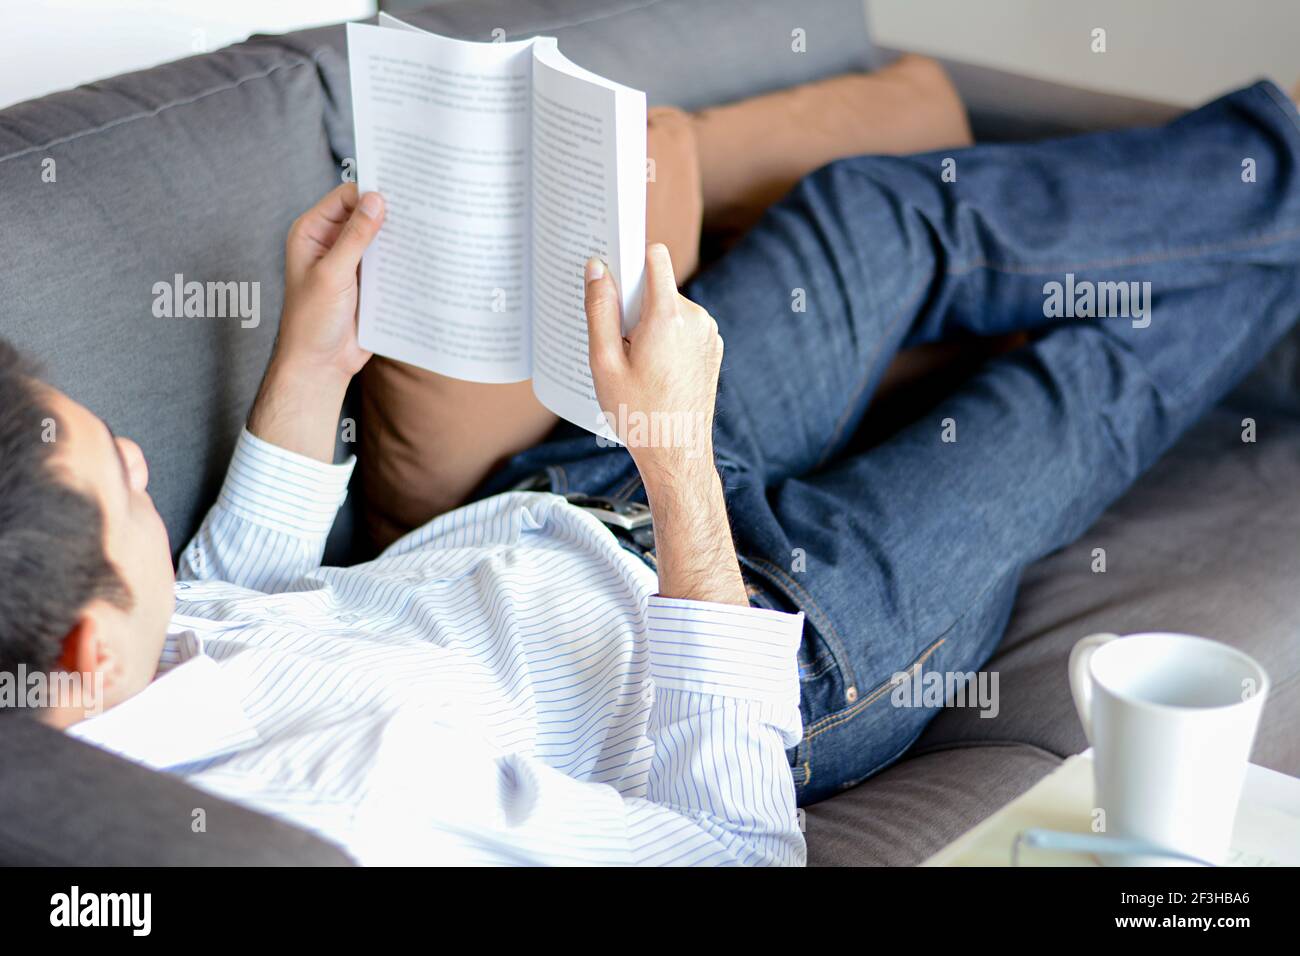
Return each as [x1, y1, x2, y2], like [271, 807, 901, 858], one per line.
[1068, 632, 1268, 865]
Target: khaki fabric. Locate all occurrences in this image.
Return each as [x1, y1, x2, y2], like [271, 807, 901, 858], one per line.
[359, 60, 974, 547]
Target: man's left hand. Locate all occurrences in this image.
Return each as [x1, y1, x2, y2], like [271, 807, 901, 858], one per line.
[248, 185, 385, 463]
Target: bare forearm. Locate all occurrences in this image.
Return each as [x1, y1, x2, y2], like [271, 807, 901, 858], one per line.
[247, 357, 349, 464]
[584, 243, 741, 604]
[643, 458, 748, 607]
[250, 183, 385, 464]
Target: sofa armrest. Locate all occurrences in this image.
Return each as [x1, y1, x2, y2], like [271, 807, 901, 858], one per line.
[0, 717, 353, 865]
[876, 44, 1182, 141]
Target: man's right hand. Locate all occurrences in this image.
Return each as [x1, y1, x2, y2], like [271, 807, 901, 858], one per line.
[584, 243, 723, 489]
[584, 244, 747, 607]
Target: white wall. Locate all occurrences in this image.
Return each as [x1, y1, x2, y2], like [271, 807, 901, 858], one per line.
[8, 2, 1295, 113]
[868, 0, 1298, 107]
[1, 0, 376, 110]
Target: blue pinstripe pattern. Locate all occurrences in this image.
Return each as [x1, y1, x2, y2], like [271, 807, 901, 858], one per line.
[71, 430, 806, 866]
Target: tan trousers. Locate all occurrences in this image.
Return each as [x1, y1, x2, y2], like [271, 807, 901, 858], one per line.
[360, 55, 976, 548]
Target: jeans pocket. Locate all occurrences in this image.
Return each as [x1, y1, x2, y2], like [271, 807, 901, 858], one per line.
[740, 554, 862, 710]
[797, 636, 947, 802]
[787, 738, 811, 792]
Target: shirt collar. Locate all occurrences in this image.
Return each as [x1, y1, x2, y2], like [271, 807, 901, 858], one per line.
[156, 621, 205, 675]
[67, 639, 259, 771]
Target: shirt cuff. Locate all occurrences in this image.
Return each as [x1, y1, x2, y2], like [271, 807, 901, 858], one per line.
[645, 596, 804, 705]
[216, 429, 355, 538]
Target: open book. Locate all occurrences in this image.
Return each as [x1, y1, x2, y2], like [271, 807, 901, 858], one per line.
[346, 14, 647, 440]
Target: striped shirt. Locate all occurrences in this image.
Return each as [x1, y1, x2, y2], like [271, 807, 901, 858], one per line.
[70, 430, 806, 866]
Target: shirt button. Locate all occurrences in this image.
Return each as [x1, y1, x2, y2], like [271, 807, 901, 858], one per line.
[845, 686, 858, 704]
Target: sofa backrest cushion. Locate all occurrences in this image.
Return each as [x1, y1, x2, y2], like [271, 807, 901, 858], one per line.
[0, 0, 874, 566]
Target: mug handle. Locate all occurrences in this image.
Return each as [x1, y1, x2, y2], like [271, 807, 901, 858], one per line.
[1068, 633, 1119, 744]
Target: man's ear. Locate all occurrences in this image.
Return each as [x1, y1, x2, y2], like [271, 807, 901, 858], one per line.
[57, 613, 117, 688]
[46, 614, 115, 723]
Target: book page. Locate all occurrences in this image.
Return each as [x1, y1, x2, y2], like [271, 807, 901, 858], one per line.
[347, 22, 536, 383]
[528, 40, 646, 438]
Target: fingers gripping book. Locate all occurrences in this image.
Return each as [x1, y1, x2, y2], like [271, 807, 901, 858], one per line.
[347, 14, 648, 440]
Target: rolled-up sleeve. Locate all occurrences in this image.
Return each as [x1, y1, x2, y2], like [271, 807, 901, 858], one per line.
[176, 430, 354, 592]
[627, 596, 807, 865]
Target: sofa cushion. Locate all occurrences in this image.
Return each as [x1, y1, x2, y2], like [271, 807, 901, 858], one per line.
[0, 716, 352, 865]
[804, 743, 1061, 866]
[379, 0, 879, 112]
[914, 405, 1300, 776]
[873, 46, 1182, 142]
[0, 45, 344, 559]
[0, 0, 875, 865]
[0, 0, 875, 568]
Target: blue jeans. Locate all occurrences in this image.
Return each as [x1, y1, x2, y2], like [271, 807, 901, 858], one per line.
[480, 82, 1300, 805]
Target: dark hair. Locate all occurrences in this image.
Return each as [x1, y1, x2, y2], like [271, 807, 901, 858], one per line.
[0, 339, 131, 682]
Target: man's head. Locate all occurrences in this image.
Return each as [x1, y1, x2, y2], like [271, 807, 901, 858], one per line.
[0, 339, 174, 725]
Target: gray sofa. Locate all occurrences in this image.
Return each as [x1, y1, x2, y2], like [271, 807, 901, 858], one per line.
[0, 0, 1295, 866]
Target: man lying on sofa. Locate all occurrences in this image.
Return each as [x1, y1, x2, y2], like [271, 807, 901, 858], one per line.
[2, 63, 1299, 865]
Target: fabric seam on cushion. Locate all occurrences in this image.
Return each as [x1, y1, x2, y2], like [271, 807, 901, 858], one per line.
[491, 0, 670, 39]
[0, 0, 719, 168]
[906, 738, 1067, 762]
[0, 51, 326, 165]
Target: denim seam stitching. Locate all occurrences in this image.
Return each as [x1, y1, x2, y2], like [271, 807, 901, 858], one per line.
[802, 556, 1029, 740]
[747, 556, 858, 689]
[813, 274, 931, 470]
[549, 464, 570, 495]
[947, 225, 1300, 277]
[1258, 80, 1300, 136]
[792, 734, 812, 787]
[613, 472, 643, 501]
[799, 654, 837, 682]
[802, 636, 945, 740]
